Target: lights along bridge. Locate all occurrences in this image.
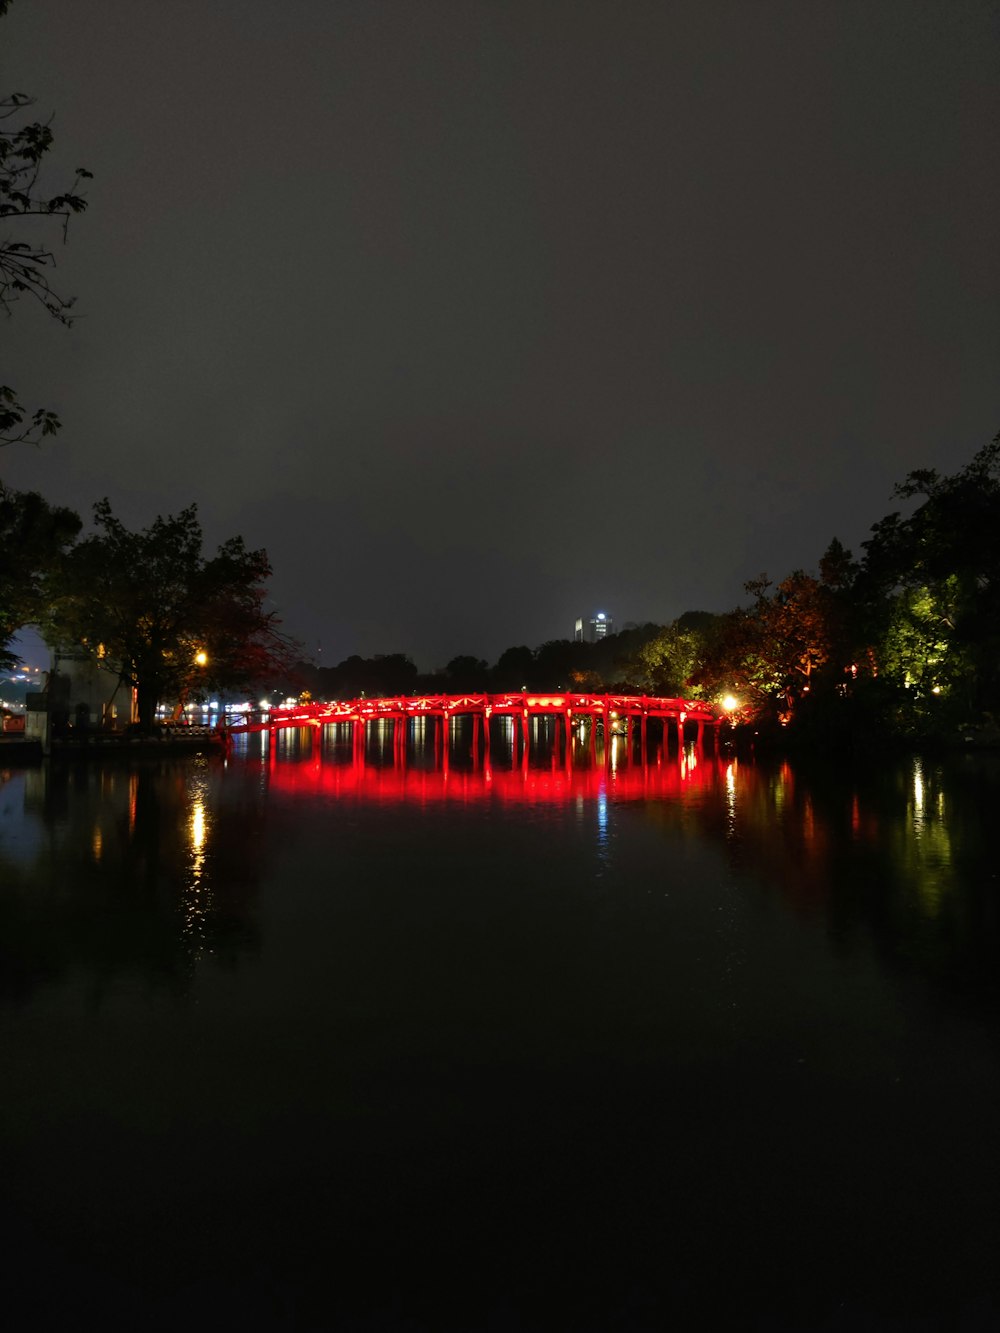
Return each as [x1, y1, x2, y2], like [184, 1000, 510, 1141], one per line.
[227, 693, 724, 759]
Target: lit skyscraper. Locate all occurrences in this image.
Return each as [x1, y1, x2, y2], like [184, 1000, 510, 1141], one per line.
[574, 612, 612, 644]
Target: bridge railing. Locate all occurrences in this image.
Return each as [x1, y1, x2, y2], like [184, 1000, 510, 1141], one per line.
[226, 693, 722, 736]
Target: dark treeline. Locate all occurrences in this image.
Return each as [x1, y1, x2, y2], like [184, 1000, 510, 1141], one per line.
[4, 439, 998, 746]
[290, 620, 665, 703]
[287, 437, 1000, 749]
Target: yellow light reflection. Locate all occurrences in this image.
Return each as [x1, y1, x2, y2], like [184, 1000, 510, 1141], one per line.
[725, 760, 737, 837]
[191, 798, 206, 852]
[912, 758, 925, 833]
[183, 780, 212, 953]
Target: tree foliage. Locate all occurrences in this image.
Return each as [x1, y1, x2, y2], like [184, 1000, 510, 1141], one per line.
[0, 482, 80, 668]
[638, 621, 707, 696]
[1, 13, 91, 445]
[44, 500, 295, 729]
[861, 435, 1000, 714]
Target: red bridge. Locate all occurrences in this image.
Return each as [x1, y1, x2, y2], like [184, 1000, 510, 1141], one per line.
[228, 693, 724, 758]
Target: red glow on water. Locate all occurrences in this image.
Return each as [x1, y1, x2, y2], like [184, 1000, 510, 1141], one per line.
[251, 744, 728, 807]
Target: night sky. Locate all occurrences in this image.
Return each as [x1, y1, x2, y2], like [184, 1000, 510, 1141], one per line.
[3, 0, 998, 670]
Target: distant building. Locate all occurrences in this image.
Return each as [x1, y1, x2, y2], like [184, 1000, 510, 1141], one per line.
[574, 612, 613, 644]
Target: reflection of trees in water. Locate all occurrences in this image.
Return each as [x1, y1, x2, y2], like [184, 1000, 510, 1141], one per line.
[0, 757, 263, 1004]
[685, 753, 1000, 1012]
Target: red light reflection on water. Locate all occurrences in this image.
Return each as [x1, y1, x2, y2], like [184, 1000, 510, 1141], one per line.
[255, 741, 727, 806]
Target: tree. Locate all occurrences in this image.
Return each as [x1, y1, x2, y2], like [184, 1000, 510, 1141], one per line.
[689, 572, 842, 725]
[532, 639, 591, 690]
[443, 655, 490, 692]
[491, 644, 534, 692]
[1, 3, 91, 445]
[0, 483, 80, 667]
[44, 500, 295, 729]
[861, 435, 1000, 712]
[638, 621, 705, 696]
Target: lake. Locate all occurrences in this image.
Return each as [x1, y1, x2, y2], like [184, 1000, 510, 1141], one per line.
[1, 730, 998, 1330]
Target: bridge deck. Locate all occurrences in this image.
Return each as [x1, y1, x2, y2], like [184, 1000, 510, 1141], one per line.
[227, 693, 721, 736]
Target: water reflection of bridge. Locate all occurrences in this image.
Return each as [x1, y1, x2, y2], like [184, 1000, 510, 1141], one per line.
[260, 740, 724, 805]
[228, 693, 724, 762]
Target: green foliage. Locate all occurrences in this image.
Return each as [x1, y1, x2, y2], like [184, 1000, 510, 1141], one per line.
[862, 436, 1000, 716]
[638, 622, 706, 695]
[44, 499, 294, 729]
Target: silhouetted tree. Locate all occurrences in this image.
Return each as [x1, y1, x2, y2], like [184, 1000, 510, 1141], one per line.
[1, 5, 91, 445]
[491, 644, 534, 691]
[0, 484, 80, 666]
[44, 500, 294, 729]
[317, 652, 417, 699]
[443, 655, 490, 692]
[532, 639, 591, 689]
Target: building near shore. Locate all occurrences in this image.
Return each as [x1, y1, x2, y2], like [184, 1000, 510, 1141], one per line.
[25, 644, 134, 749]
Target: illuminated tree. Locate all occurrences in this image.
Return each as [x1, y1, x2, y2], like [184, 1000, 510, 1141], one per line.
[45, 500, 295, 729]
[861, 435, 1000, 711]
[638, 622, 705, 696]
[691, 572, 844, 725]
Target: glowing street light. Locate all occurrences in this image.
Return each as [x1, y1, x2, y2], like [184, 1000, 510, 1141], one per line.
[722, 694, 739, 713]
[194, 650, 208, 667]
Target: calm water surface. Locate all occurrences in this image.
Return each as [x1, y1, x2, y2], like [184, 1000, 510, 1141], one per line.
[1, 731, 998, 1330]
